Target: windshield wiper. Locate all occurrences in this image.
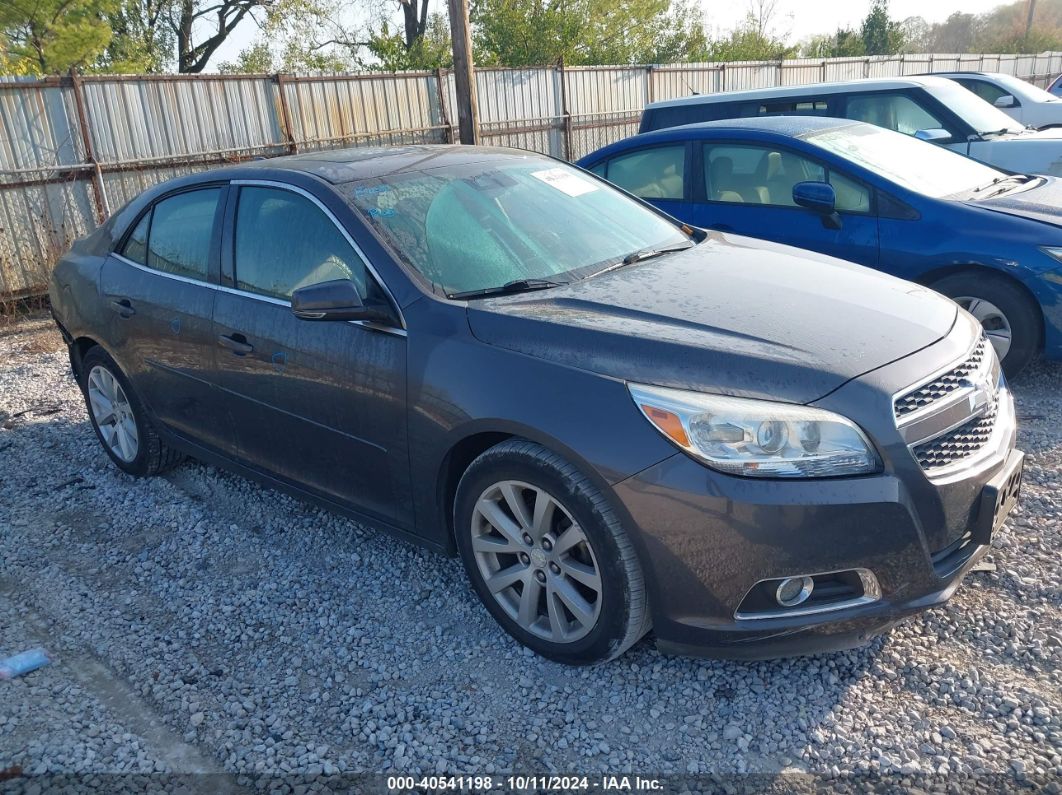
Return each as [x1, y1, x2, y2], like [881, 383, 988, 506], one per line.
[448, 278, 564, 300]
[582, 242, 694, 281]
[978, 127, 1018, 138]
[973, 173, 1033, 196]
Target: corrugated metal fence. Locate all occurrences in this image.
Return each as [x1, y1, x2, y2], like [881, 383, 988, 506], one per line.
[3, 51, 1061, 297]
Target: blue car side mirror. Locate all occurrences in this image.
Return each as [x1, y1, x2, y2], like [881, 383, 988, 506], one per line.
[793, 181, 842, 231]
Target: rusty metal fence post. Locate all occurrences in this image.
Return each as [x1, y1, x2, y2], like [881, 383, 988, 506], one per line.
[557, 58, 573, 161]
[68, 71, 110, 223]
[274, 74, 299, 154]
[435, 68, 454, 143]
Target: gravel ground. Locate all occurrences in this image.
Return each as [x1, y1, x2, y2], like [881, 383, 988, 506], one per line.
[1, 311, 1060, 792]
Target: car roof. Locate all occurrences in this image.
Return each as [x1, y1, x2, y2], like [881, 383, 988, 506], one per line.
[645, 75, 956, 110]
[197, 144, 544, 185]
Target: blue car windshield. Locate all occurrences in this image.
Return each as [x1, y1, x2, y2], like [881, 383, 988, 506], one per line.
[804, 123, 1004, 198]
[342, 160, 689, 296]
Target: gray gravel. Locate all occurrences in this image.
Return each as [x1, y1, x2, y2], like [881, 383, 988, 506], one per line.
[1, 312, 1061, 788]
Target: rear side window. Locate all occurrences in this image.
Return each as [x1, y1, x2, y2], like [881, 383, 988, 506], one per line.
[956, 78, 1014, 106]
[121, 211, 150, 265]
[147, 189, 221, 280]
[604, 145, 686, 200]
[844, 93, 947, 137]
[233, 186, 369, 301]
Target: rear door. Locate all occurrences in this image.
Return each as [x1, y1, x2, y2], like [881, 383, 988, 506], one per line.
[687, 141, 879, 266]
[590, 143, 692, 220]
[210, 180, 409, 524]
[99, 185, 235, 453]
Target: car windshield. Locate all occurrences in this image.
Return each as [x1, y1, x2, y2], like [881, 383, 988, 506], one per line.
[804, 123, 1005, 198]
[341, 159, 689, 296]
[928, 80, 1025, 134]
[992, 73, 1059, 103]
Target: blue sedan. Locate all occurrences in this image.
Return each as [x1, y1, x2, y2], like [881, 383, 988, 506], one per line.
[578, 116, 1062, 375]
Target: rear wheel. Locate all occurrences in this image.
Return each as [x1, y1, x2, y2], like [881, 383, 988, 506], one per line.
[931, 272, 1041, 377]
[80, 347, 183, 476]
[454, 440, 650, 664]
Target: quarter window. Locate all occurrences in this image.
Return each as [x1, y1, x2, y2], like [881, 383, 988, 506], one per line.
[844, 93, 948, 137]
[233, 187, 369, 301]
[957, 79, 1014, 106]
[146, 189, 221, 280]
[121, 211, 150, 265]
[604, 145, 686, 200]
[703, 144, 869, 212]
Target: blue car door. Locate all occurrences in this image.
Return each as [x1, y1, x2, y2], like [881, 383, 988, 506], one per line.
[686, 141, 880, 267]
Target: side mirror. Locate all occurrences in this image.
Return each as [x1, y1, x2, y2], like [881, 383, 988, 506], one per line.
[793, 181, 842, 230]
[993, 94, 1018, 109]
[792, 181, 836, 214]
[914, 128, 952, 142]
[291, 279, 395, 325]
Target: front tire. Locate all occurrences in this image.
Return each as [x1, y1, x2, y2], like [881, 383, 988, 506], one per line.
[454, 440, 650, 664]
[79, 347, 183, 477]
[931, 272, 1041, 377]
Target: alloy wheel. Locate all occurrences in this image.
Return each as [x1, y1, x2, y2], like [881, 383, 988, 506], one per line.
[470, 480, 602, 642]
[87, 365, 139, 463]
[954, 296, 1012, 362]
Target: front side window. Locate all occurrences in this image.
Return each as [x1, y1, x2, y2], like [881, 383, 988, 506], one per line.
[344, 160, 689, 296]
[604, 145, 686, 200]
[957, 78, 1011, 105]
[233, 187, 369, 301]
[844, 92, 948, 137]
[703, 143, 870, 212]
[147, 189, 221, 280]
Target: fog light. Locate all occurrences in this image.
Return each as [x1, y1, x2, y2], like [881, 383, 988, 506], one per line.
[775, 576, 814, 607]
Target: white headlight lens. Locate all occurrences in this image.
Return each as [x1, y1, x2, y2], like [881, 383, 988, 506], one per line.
[629, 383, 880, 478]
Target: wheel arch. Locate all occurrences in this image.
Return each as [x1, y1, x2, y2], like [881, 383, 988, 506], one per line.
[916, 263, 1045, 351]
[69, 335, 104, 380]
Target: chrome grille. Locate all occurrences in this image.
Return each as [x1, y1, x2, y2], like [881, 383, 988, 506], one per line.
[894, 337, 988, 418]
[913, 400, 998, 470]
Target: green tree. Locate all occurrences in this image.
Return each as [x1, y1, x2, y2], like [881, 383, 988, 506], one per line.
[802, 28, 864, 58]
[471, 0, 708, 67]
[709, 14, 794, 61]
[92, 0, 174, 72]
[860, 0, 904, 55]
[0, 0, 118, 73]
[364, 13, 451, 70]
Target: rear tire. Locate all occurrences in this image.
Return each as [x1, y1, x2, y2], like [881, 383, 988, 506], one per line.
[454, 440, 650, 664]
[79, 347, 183, 477]
[931, 272, 1041, 377]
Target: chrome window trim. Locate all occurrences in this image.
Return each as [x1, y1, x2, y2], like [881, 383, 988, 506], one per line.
[229, 179, 406, 332]
[112, 253, 213, 289]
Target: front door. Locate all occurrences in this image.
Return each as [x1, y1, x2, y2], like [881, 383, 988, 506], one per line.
[687, 142, 879, 267]
[591, 142, 692, 220]
[99, 186, 235, 453]
[210, 182, 409, 524]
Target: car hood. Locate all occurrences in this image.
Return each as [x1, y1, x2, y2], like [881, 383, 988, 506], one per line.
[971, 176, 1062, 227]
[466, 234, 957, 404]
[974, 129, 1062, 176]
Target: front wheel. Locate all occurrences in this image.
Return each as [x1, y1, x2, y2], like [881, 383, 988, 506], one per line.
[931, 272, 1041, 377]
[454, 440, 650, 664]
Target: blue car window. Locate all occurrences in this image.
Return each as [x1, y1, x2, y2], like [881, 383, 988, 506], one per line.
[605, 146, 685, 200]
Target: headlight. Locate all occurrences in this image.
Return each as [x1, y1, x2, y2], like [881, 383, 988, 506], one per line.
[1041, 246, 1062, 265]
[629, 383, 880, 478]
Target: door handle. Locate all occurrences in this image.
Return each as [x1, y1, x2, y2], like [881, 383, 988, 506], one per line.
[109, 298, 135, 318]
[217, 333, 253, 356]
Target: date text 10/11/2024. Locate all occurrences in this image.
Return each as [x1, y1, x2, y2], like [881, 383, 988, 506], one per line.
[386, 775, 665, 791]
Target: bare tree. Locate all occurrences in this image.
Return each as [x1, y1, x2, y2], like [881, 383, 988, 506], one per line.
[747, 0, 781, 38]
[175, 0, 274, 73]
[399, 0, 430, 47]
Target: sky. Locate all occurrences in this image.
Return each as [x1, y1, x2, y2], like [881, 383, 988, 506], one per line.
[210, 0, 1016, 69]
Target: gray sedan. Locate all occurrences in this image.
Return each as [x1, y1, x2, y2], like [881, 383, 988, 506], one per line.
[49, 146, 1022, 663]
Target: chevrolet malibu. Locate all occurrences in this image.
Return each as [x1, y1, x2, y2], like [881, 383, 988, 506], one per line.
[49, 146, 1023, 664]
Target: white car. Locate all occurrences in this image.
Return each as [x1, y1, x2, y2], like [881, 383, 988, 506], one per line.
[639, 76, 1062, 176]
[937, 71, 1062, 130]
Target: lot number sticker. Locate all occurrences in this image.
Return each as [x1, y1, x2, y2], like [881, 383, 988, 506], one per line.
[531, 167, 598, 197]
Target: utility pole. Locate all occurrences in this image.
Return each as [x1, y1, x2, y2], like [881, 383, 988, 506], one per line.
[447, 0, 478, 145]
[1025, 0, 1037, 39]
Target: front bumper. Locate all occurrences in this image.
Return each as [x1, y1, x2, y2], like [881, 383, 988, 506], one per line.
[613, 318, 1021, 660]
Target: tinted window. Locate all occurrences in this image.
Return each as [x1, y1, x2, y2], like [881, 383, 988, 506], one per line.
[957, 78, 1010, 104]
[704, 143, 869, 212]
[121, 211, 150, 265]
[147, 189, 220, 280]
[234, 187, 368, 301]
[758, 99, 828, 116]
[605, 146, 686, 199]
[845, 92, 948, 137]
